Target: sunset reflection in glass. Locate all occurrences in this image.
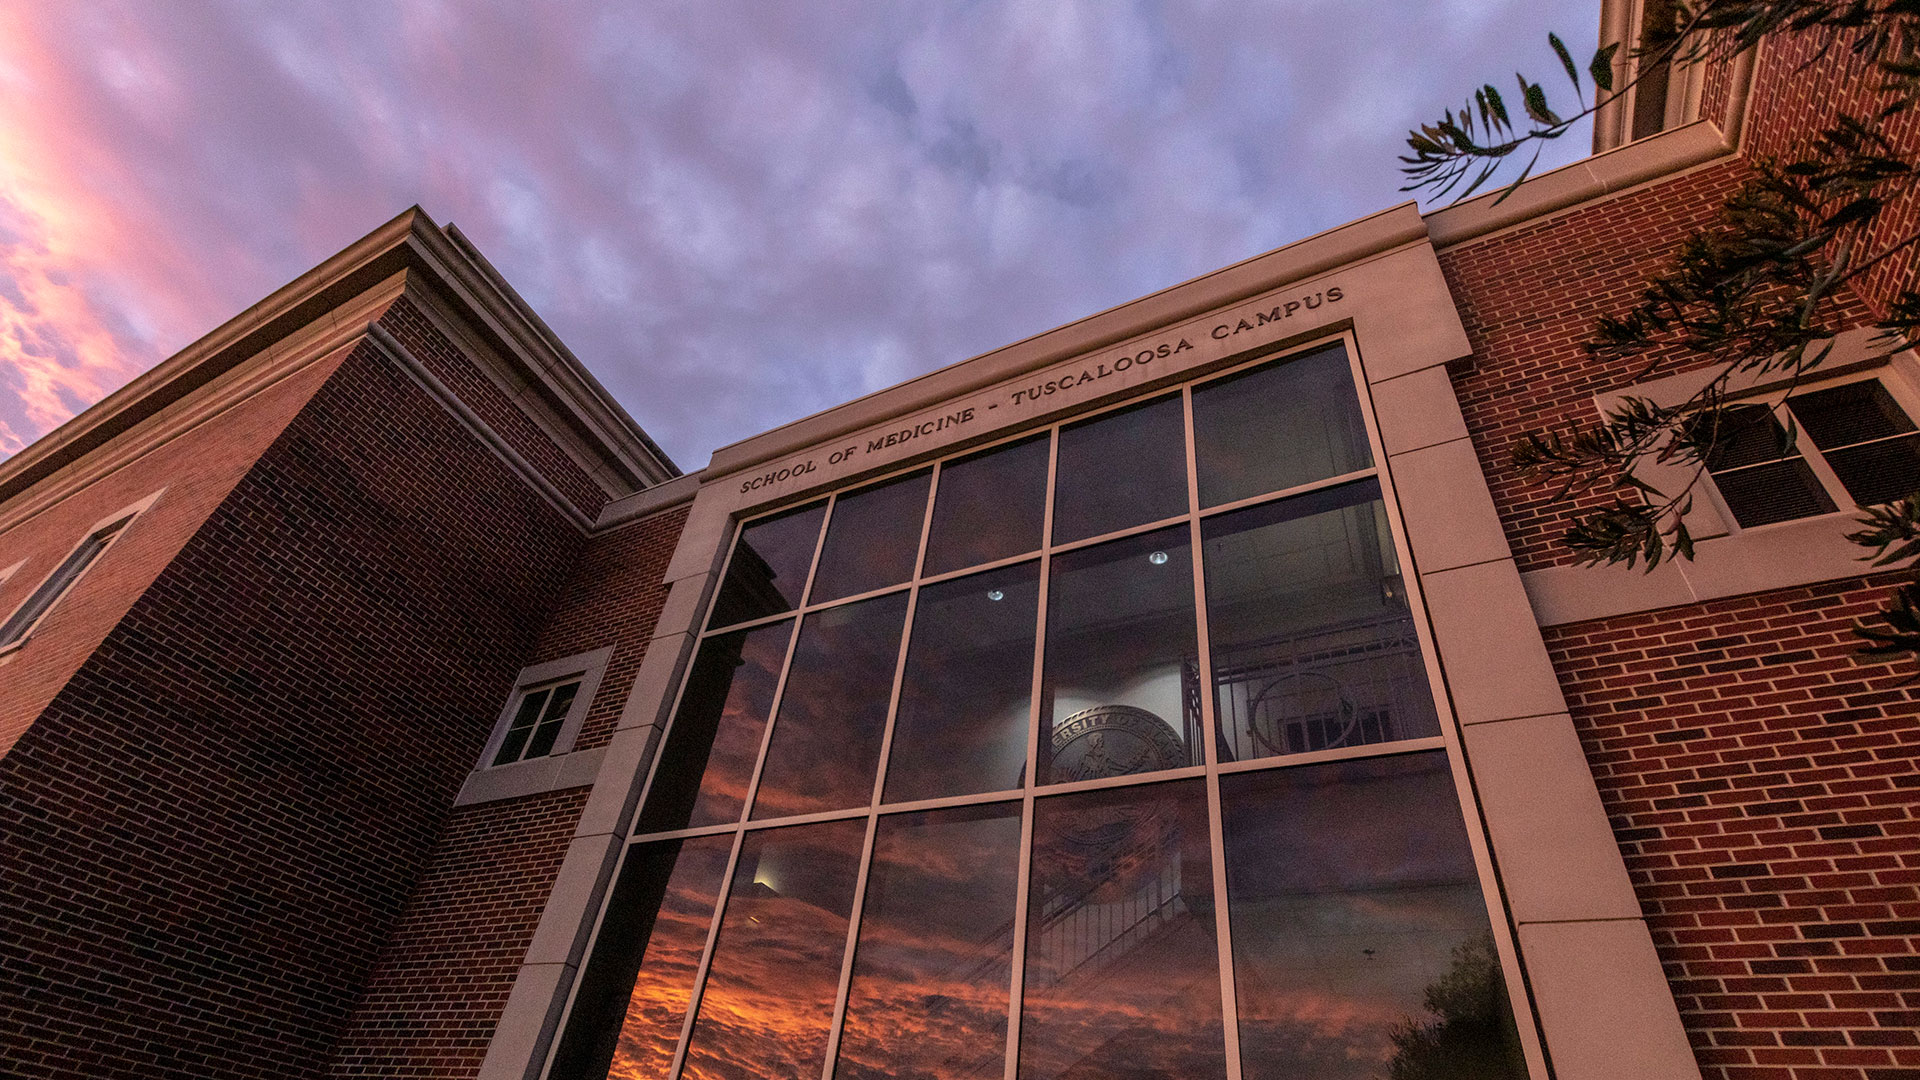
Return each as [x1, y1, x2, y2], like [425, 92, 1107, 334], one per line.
[635, 621, 793, 833]
[752, 593, 908, 818]
[884, 561, 1039, 802]
[681, 819, 868, 1080]
[1018, 779, 1226, 1080]
[588, 836, 733, 1080]
[1221, 753, 1527, 1080]
[709, 501, 825, 629]
[811, 469, 931, 603]
[835, 803, 1022, 1080]
[578, 343, 1531, 1080]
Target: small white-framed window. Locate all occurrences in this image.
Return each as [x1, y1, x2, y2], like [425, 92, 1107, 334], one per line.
[0, 490, 162, 654]
[478, 646, 613, 769]
[1702, 372, 1920, 528]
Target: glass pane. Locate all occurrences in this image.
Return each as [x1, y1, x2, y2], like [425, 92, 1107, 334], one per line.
[635, 621, 794, 834]
[1702, 404, 1796, 470]
[525, 721, 563, 760]
[1040, 526, 1200, 784]
[753, 594, 910, 819]
[493, 689, 550, 766]
[1192, 344, 1372, 508]
[1018, 779, 1225, 1080]
[835, 803, 1023, 1080]
[1201, 478, 1438, 763]
[548, 834, 732, 1080]
[541, 681, 581, 723]
[1222, 753, 1527, 1080]
[812, 470, 933, 604]
[0, 519, 123, 646]
[1823, 434, 1920, 507]
[524, 682, 581, 759]
[1791, 380, 1917, 448]
[1712, 458, 1836, 527]
[709, 502, 826, 629]
[884, 562, 1040, 803]
[1052, 395, 1188, 544]
[923, 435, 1051, 576]
[682, 818, 868, 1080]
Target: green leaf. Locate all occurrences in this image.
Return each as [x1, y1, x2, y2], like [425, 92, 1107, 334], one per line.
[1550, 32, 1580, 90]
[1590, 42, 1621, 93]
[1518, 76, 1562, 125]
[1483, 84, 1510, 128]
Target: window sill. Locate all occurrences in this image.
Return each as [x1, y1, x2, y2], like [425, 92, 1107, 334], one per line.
[455, 745, 606, 807]
[1520, 510, 1883, 627]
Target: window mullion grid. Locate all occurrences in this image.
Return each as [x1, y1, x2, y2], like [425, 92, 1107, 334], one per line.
[817, 815, 881, 1080]
[1192, 463, 1381, 522]
[666, 501, 836, 1080]
[1780, 400, 1863, 511]
[731, 517, 828, 831]
[1003, 426, 1059, 1080]
[817, 468, 944, 1080]
[623, 523, 760, 847]
[663, 824, 750, 1080]
[1183, 384, 1246, 1080]
[1340, 333, 1552, 1079]
[638, 333, 1565, 1079]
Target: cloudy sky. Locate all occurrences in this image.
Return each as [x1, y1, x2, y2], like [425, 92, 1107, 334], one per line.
[0, 0, 1596, 471]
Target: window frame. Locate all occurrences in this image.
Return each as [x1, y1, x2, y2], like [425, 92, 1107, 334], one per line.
[0, 489, 162, 657]
[1699, 366, 1920, 532]
[544, 332, 1546, 1080]
[475, 646, 613, 772]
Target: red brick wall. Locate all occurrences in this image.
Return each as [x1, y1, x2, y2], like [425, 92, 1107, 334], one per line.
[377, 297, 610, 518]
[0, 338, 583, 1080]
[324, 787, 590, 1078]
[534, 505, 690, 753]
[1543, 577, 1920, 1080]
[319, 505, 690, 1076]
[1737, 35, 1920, 318]
[0, 353, 343, 759]
[1438, 160, 1752, 570]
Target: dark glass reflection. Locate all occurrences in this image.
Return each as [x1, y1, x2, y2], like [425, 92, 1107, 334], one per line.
[812, 470, 933, 604]
[1192, 344, 1372, 508]
[885, 562, 1040, 802]
[1019, 779, 1226, 1080]
[635, 621, 794, 834]
[682, 819, 868, 1080]
[835, 803, 1023, 1080]
[709, 502, 827, 629]
[752, 593, 909, 819]
[1702, 405, 1836, 526]
[1792, 380, 1917, 447]
[1201, 479, 1438, 764]
[1052, 395, 1188, 544]
[1791, 381, 1920, 507]
[554, 835, 731, 1080]
[1040, 526, 1199, 784]
[923, 435, 1050, 576]
[1221, 753, 1527, 1080]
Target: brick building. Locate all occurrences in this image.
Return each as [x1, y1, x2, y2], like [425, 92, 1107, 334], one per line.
[1, 3, 1916, 1079]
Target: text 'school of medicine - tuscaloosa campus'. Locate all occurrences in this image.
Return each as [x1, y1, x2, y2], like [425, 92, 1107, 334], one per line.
[3, 5, 1919, 1080]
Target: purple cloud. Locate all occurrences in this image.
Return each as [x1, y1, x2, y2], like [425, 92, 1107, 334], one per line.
[0, 0, 1597, 466]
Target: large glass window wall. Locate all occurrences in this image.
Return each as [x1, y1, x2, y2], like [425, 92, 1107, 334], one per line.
[554, 340, 1534, 1080]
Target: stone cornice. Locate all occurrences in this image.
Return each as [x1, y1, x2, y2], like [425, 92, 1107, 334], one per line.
[0, 207, 677, 511]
